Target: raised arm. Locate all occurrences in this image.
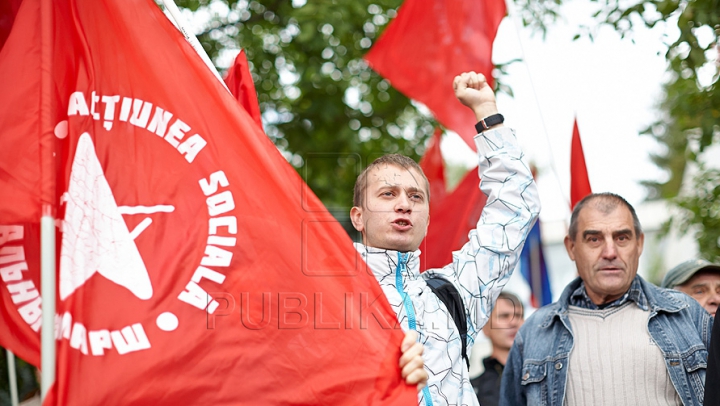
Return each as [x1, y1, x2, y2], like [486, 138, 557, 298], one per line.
[426, 71, 540, 346]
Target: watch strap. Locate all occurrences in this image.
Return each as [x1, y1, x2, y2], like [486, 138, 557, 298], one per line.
[474, 113, 504, 133]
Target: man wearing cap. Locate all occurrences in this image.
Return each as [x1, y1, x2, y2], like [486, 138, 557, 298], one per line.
[663, 259, 720, 405]
[662, 258, 720, 316]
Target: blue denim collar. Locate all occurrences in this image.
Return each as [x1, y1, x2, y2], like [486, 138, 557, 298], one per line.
[540, 275, 688, 328]
[569, 276, 648, 310]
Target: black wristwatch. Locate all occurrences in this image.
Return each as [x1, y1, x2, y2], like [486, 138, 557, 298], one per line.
[474, 113, 504, 133]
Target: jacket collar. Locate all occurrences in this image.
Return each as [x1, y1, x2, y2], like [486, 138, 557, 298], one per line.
[568, 276, 648, 310]
[539, 275, 689, 328]
[353, 243, 422, 281]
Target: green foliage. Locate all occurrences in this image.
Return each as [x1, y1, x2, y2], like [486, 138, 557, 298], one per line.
[0, 350, 39, 406]
[579, 0, 719, 184]
[173, 0, 437, 215]
[171, 0, 719, 258]
[569, 0, 719, 258]
[664, 165, 720, 262]
[512, 0, 564, 35]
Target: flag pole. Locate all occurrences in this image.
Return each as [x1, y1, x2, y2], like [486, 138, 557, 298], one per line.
[6, 349, 19, 406]
[40, 0, 56, 400]
[159, 0, 231, 94]
[40, 208, 56, 400]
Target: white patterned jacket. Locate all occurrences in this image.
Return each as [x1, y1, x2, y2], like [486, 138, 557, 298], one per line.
[355, 127, 540, 406]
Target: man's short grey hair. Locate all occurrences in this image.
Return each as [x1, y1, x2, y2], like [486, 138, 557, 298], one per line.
[568, 193, 642, 240]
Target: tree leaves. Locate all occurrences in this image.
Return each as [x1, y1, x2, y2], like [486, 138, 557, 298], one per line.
[174, 0, 435, 218]
[570, 0, 719, 258]
[171, 0, 718, 257]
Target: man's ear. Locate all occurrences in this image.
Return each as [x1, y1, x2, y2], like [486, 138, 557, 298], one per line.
[564, 235, 576, 261]
[350, 206, 364, 232]
[482, 317, 492, 336]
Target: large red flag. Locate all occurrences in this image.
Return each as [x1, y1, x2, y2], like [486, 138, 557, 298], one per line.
[365, 0, 506, 149]
[223, 49, 263, 130]
[570, 117, 592, 208]
[0, 0, 416, 404]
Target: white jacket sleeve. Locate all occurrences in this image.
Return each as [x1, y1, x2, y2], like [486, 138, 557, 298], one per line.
[425, 126, 540, 348]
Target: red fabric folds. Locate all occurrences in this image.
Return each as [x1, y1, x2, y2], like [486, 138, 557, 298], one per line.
[365, 0, 506, 149]
[223, 49, 263, 130]
[0, 0, 23, 51]
[0, 0, 415, 404]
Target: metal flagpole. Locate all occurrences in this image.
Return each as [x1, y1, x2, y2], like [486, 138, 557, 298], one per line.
[40, 0, 56, 400]
[40, 209, 56, 400]
[159, 0, 231, 94]
[6, 349, 19, 406]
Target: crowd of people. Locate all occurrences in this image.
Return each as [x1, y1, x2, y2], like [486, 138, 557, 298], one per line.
[12, 70, 715, 406]
[350, 70, 717, 406]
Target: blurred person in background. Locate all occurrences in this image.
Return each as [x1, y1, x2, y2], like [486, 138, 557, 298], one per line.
[471, 292, 524, 406]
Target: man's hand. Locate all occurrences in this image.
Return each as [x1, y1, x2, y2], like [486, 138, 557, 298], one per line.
[453, 71, 500, 123]
[400, 331, 428, 391]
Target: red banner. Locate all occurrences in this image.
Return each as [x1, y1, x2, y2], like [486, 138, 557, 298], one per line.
[365, 0, 506, 149]
[0, 0, 415, 404]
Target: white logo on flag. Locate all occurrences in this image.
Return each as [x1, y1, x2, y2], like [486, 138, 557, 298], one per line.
[59, 132, 162, 301]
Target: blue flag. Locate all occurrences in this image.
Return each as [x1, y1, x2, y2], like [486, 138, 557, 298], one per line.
[520, 221, 553, 307]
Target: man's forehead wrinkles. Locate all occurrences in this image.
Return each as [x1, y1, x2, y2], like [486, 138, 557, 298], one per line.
[371, 169, 420, 187]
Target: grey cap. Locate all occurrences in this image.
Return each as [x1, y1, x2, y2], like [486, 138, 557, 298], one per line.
[661, 258, 720, 288]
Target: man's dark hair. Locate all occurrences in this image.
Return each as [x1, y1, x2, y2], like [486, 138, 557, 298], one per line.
[497, 291, 524, 314]
[352, 154, 429, 208]
[568, 192, 642, 240]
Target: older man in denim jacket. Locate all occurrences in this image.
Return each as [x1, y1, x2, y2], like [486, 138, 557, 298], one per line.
[501, 193, 712, 406]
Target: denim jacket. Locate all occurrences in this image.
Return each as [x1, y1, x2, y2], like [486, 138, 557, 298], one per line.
[500, 275, 713, 406]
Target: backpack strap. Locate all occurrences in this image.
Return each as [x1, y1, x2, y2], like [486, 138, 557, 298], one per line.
[425, 276, 470, 370]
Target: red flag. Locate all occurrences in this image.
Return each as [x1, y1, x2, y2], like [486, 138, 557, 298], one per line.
[365, 0, 506, 149]
[0, 0, 45, 223]
[570, 117, 592, 208]
[421, 167, 487, 270]
[0, 0, 416, 404]
[0, 0, 22, 51]
[223, 49, 263, 130]
[419, 128, 447, 207]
